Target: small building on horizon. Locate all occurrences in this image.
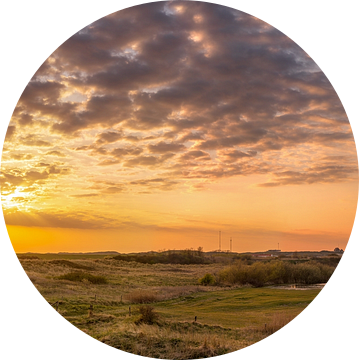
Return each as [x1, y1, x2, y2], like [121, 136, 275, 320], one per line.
[253, 253, 274, 258]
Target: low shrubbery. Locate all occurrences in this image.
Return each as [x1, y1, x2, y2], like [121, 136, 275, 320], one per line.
[113, 249, 209, 265]
[198, 273, 216, 286]
[216, 260, 333, 287]
[58, 272, 108, 284]
[232, 254, 253, 264]
[136, 305, 159, 325]
[17, 255, 40, 260]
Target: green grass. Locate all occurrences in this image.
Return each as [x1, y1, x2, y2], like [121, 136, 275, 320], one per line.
[146, 287, 319, 328]
[54, 287, 318, 332]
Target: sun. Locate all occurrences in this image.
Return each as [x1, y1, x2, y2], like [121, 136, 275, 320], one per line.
[1, 187, 28, 209]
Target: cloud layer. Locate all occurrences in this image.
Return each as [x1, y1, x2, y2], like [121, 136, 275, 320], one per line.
[1, 1, 357, 231]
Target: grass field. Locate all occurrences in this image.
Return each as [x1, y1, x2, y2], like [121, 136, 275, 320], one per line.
[17, 254, 322, 359]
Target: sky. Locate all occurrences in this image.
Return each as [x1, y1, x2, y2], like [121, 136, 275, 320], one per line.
[1, 1, 358, 253]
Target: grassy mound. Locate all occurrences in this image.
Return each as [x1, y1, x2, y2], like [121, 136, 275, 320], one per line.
[50, 259, 93, 270]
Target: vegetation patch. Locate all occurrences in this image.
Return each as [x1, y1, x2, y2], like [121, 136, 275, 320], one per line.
[18, 251, 332, 359]
[86, 314, 115, 324]
[257, 312, 295, 335]
[135, 305, 159, 325]
[17, 254, 40, 260]
[101, 323, 235, 359]
[198, 273, 216, 286]
[216, 260, 334, 287]
[126, 290, 159, 304]
[57, 272, 108, 284]
[50, 259, 93, 271]
[113, 249, 209, 265]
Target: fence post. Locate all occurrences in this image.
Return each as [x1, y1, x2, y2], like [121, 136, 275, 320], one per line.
[89, 304, 94, 317]
[129, 306, 131, 316]
[49, 300, 60, 312]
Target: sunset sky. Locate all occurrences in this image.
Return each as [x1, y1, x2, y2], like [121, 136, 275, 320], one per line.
[1, 1, 357, 253]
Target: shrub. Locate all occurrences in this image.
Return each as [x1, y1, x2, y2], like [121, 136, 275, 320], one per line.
[198, 273, 216, 286]
[136, 305, 159, 325]
[17, 255, 39, 260]
[113, 250, 210, 265]
[58, 272, 107, 284]
[218, 260, 335, 287]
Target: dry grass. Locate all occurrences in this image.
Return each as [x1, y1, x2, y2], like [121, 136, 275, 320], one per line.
[100, 321, 241, 359]
[57, 272, 108, 284]
[125, 290, 159, 304]
[49, 259, 94, 271]
[258, 312, 295, 335]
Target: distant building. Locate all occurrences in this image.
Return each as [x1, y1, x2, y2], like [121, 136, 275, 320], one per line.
[334, 247, 344, 253]
[267, 249, 281, 253]
[253, 253, 273, 258]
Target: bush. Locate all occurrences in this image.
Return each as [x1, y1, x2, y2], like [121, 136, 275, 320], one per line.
[113, 249, 210, 265]
[218, 260, 334, 287]
[136, 305, 159, 325]
[198, 273, 216, 286]
[17, 255, 39, 260]
[58, 272, 107, 284]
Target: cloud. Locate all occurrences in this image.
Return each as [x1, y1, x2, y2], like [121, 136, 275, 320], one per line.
[101, 186, 124, 194]
[3, 208, 115, 229]
[8, 153, 34, 161]
[19, 134, 52, 147]
[45, 150, 66, 157]
[70, 193, 99, 198]
[123, 154, 173, 168]
[3, 0, 357, 200]
[5, 125, 16, 141]
[218, 149, 257, 163]
[129, 177, 179, 191]
[95, 130, 123, 144]
[147, 141, 186, 154]
[257, 164, 358, 187]
[17, 113, 33, 126]
[179, 150, 211, 161]
[1, 164, 71, 195]
[97, 159, 121, 166]
[111, 146, 143, 158]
